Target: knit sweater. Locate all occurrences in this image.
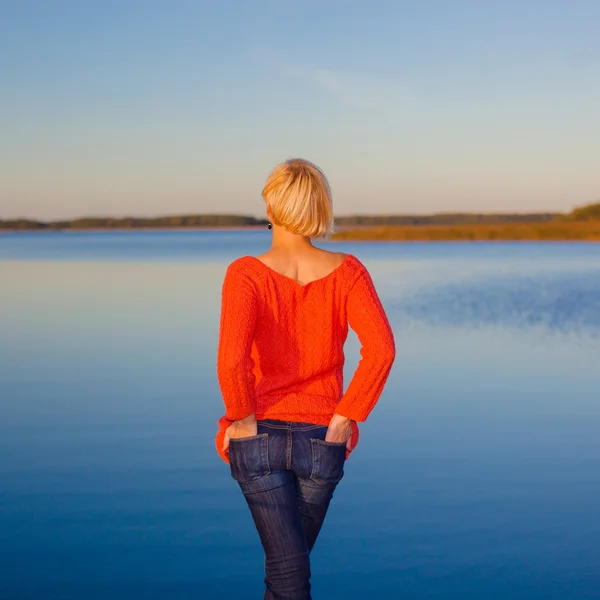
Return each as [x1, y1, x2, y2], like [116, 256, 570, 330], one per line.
[215, 253, 396, 463]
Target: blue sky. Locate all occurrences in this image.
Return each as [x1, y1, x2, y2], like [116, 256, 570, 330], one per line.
[1, 0, 599, 219]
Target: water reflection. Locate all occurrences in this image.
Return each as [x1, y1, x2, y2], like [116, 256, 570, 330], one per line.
[1, 235, 600, 599]
[396, 269, 600, 335]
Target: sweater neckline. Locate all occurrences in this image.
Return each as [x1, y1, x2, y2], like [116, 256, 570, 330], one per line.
[246, 254, 353, 288]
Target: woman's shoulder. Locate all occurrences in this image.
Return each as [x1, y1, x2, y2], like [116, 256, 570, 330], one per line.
[226, 255, 258, 271]
[339, 252, 368, 276]
[222, 255, 263, 286]
[339, 252, 363, 267]
[314, 250, 364, 267]
[315, 251, 369, 287]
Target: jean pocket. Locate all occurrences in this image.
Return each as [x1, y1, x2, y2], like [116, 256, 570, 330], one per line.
[309, 438, 346, 485]
[229, 433, 270, 483]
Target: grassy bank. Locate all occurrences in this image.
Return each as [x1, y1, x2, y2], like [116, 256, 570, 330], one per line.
[331, 220, 600, 242]
[331, 203, 600, 242]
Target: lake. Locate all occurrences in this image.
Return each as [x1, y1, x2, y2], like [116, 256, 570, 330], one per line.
[1, 231, 599, 599]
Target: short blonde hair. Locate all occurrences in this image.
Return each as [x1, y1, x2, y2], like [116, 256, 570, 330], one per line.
[261, 158, 334, 238]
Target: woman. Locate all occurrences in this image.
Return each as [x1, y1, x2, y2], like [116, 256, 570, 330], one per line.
[216, 158, 396, 599]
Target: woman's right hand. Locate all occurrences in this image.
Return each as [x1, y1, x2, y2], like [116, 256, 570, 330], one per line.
[223, 414, 258, 452]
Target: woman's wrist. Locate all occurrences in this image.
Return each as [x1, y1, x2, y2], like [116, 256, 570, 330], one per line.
[331, 413, 352, 426]
[237, 412, 257, 424]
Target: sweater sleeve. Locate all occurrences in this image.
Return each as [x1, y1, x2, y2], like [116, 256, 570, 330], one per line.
[216, 261, 258, 420]
[335, 266, 396, 422]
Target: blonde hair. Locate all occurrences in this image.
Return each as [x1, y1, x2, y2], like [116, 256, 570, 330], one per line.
[261, 158, 334, 238]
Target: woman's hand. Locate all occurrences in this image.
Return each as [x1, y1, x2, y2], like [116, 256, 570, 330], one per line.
[223, 413, 258, 452]
[326, 414, 353, 451]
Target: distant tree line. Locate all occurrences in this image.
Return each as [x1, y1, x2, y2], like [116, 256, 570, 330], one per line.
[335, 212, 559, 226]
[1, 203, 598, 231]
[0, 214, 269, 230]
[557, 203, 600, 221]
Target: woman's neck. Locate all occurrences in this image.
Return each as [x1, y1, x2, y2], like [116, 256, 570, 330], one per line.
[269, 225, 314, 253]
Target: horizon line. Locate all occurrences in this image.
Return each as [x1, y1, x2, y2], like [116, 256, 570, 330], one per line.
[0, 209, 572, 222]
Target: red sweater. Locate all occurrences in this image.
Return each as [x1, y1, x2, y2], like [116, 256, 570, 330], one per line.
[215, 253, 396, 463]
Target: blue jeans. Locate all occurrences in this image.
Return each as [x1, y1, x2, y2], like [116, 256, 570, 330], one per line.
[228, 419, 347, 600]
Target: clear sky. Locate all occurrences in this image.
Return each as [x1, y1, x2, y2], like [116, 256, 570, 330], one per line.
[1, 0, 599, 220]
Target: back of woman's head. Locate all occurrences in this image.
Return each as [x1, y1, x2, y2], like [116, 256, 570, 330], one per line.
[262, 159, 334, 238]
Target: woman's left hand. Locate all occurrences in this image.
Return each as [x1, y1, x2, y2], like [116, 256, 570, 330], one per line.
[223, 414, 258, 452]
[326, 414, 353, 451]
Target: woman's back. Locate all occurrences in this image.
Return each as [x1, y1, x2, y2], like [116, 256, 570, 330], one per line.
[215, 251, 395, 462]
[254, 248, 347, 286]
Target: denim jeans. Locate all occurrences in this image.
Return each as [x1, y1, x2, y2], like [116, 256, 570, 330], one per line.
[228, 419, 347, 600]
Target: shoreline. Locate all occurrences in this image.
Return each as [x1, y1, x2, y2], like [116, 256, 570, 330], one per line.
[0, 226, 266, 233]
[0, 225, 363, 234]
[2, 216, 600, 243]
[1, 227, 599, 242]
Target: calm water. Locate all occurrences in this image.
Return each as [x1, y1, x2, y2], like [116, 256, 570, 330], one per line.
[1, 231, 600, 599]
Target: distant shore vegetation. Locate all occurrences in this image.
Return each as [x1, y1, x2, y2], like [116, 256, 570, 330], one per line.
[331, 220, 600, 242]
[0, 214, 269, 230]
[331, 203, 600, 242]
[1, 203, 599, 241]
